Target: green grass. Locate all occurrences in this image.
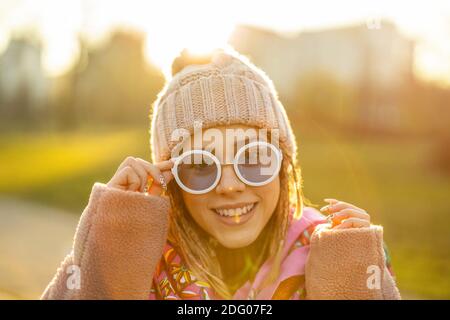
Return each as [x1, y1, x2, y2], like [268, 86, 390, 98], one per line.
[0, 126, 449, 298]
[0, 128, 151, 211]
[296, 124, 450, 299]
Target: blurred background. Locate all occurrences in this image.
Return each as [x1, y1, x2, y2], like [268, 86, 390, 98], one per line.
[0, 0, 449, 299]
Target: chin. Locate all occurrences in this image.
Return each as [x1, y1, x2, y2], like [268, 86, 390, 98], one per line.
[215, 228, 261, 249]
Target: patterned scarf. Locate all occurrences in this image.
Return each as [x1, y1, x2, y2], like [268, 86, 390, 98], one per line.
[149, 207, 327, 300]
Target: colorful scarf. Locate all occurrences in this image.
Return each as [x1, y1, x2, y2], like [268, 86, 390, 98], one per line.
[149, 207, 327, 300]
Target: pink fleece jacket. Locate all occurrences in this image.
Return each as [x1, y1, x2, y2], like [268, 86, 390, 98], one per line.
[41, 183, 401, 300]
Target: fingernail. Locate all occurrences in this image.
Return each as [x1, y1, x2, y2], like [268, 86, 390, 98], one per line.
[320, 205, 329, 212]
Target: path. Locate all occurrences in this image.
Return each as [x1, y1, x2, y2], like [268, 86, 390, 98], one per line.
[0, 197, 79, 299]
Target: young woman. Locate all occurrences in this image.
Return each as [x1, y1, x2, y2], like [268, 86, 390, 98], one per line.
[41, 48, 401, 300]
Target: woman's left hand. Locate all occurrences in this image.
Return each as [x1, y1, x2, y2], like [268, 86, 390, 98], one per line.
[320, 198, 371, 229]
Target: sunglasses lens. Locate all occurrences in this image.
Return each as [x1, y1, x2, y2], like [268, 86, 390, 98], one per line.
[176, 153, 219, 192]
[236, 144, 280, 185]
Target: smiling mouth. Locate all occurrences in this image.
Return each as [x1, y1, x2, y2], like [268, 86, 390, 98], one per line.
[212, 202, 257, 217]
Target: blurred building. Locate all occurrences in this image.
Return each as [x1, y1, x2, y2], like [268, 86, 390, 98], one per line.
[56, 30, 164, 127]
[0, 37, 49, 123]
[229, 21, 415, 130]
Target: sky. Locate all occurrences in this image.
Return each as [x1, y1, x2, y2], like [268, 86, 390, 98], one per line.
[1, 0, 450, 86]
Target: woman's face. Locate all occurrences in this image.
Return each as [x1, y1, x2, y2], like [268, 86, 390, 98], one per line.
[180, 124, 280, 249]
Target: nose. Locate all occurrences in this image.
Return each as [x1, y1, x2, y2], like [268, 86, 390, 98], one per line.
[215, 165, 245, 195]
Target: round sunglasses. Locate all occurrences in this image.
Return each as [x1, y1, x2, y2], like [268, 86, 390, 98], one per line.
[171, 141, 283, 194]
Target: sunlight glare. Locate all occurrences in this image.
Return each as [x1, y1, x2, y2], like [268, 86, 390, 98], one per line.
[141, 0, 235, 76]
[1, 0, 450, 85]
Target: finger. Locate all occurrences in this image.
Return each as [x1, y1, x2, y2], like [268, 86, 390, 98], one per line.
[324, 198, 339, 204]
[108, 166, 132, 189]
[320, 198, 338, 213]
[135, 158, 161, 178]
[117, 156, 137, 173]
[126, 159, 150, 192]
[324, 198, 364, 211]
[328, 214, 347, 228]
[127, 173, 142, 192]
[134, 158, 174, 172]
[134, 159, 175, 196]
[118, 166, 141, 192]
[154, 159, 175, 171]
[107, 174, 127, 190]
[334, 208, 370, 221]
[320, 199, 365, 214]
[135, 158, 174, 181]
[135, 159, 174, 185]
[333, 217, 370, 229]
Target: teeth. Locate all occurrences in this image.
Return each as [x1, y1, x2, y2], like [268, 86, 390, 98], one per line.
[215, 203, 255, 217]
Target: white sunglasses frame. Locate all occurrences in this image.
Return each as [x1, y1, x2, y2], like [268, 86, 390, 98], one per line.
[171, 141, 283, 194]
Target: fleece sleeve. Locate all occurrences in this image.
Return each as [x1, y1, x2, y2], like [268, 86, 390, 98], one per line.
[40, 183, 170, 300]
[304, 225, 401, 300]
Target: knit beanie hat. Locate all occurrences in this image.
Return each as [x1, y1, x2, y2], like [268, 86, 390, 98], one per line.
[150, 47, 297, 163]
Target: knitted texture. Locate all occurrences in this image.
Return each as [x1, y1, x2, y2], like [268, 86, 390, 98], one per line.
[150, 48, 297, 162]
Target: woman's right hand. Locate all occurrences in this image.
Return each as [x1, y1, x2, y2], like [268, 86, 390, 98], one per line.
[106, 156, 174, 196]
